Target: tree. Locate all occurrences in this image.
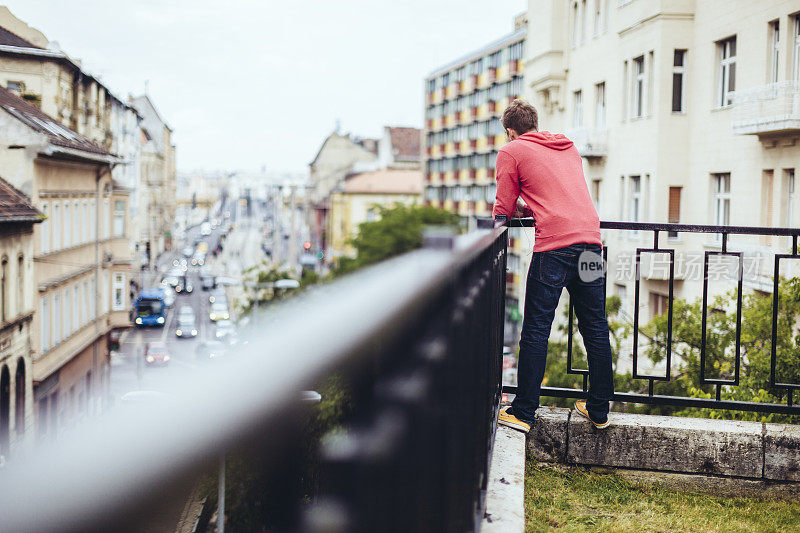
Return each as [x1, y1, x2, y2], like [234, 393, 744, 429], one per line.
[331, 204, 460, 276]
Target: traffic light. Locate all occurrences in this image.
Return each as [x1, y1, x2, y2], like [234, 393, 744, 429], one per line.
[303, 241, 311, 250]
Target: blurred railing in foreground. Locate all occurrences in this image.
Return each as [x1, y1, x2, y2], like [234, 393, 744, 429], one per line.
[0, 224, 508, 533]
[506, 219, 800, 415]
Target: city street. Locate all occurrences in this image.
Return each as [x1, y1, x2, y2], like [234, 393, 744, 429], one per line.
[109, 196, 266, 404]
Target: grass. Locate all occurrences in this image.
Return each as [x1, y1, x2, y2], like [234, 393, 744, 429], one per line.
[525, 463, 800, 533]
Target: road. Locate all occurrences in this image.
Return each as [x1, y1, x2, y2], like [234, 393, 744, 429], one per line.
[109, 196, 266, 403]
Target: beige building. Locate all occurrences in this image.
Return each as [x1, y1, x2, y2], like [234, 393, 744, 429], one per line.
[131, 94, 177, 264]
[0, 178, 42, 458]
[523, 0, 800, 328]
[328, 169, 423, 259]
[0, 87, 131, 440]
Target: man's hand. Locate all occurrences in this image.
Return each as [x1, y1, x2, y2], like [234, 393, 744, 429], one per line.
[512, 199, 533, 218]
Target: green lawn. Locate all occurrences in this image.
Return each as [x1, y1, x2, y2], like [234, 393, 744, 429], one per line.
[525, 463, 800, 533]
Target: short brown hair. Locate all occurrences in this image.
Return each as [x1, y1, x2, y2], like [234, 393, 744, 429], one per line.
[502, 99, 538, 134]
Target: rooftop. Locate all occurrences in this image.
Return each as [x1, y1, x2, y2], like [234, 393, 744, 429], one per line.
[0, 176, 42, 223]
[0, 25, 41, 49]
[343, 168, 423, 195]
[387, 126, 421, 162]
[0, 85, 111, 156]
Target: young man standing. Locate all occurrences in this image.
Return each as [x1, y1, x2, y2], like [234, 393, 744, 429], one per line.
[493, 99, 614, 432]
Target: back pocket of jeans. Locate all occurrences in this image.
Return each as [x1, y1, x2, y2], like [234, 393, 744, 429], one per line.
[536, 253, 568, 287]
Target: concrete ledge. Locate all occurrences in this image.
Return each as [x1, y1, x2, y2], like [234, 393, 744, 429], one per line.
[482, 425, 525, 533]
[525, 409, 800, 482]
[765, 422, 800, 482]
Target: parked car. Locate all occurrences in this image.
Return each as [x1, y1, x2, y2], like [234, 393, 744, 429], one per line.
[214, 319, 236, 340]
[209, 302, 229, 322]
[176, 276, 194, 294]
[144, 342, 170, 366]
[191, 251, 206, 266]
[178, 305, 195, 320]
[200, 222, 212, 236]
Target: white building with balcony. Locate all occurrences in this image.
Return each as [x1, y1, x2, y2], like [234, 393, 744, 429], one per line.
[523, 0, 800, 330]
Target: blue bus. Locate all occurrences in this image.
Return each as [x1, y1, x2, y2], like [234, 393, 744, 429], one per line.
[134, 289, 167, 327]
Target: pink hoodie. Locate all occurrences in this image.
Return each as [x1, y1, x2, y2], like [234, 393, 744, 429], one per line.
[492, 131, 601, 252]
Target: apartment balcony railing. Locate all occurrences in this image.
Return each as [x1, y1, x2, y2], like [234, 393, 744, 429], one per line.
[508, 218, 800, 415]
[732, 81, 800, 136]
[565, 126, 608, 158]
[0, 224, 508, 533]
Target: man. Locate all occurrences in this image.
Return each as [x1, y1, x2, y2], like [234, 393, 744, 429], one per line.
[493, 99, 614, 432]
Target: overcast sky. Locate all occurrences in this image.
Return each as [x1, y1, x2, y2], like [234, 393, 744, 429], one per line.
[3, 0, 526, 174]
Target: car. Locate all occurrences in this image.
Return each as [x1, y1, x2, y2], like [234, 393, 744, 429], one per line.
[178, 305, 195, 320]
[144, 342, 170, 366]
[208, 287, 227, 304]
[195, 340, 229, 361]
[176, 277, 194, 294]
[191, 252, 206, 266]
[160, 285, 176, 308]
[200, 222, 212, 236]
[214, 319, 235, 340]
[175, 314, 198, 338]
[209, 302, 229, 322]
[200, 274, 216, 291]
[182, 246, 194, 258]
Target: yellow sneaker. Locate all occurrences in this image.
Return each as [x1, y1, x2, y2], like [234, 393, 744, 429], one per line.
[574, 400, 611, 429]
[498, 406, 531, 433]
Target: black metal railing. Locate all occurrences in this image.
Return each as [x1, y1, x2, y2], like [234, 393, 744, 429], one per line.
[0, 225, 507, 533]
[505, 218, 800, 415]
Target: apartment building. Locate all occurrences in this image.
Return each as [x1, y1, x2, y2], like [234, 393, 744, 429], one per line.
[522, 0, 800, 329]
[0, 87, 131, 440]
[131, 94, 177, 265]
[422, 15, 527, 341]
[0, 178, 42, 458]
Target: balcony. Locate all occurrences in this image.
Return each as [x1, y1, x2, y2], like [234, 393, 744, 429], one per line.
[565, 126, 608, 158]
[732, 81, 800, 136]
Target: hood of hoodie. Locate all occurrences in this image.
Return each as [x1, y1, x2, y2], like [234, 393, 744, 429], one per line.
[517, 130, 574, 150]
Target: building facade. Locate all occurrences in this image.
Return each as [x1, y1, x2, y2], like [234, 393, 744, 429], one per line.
[0, 87, 131, 441]
[524, 0, 800, 328]
[0, 178, 41, 458]
[422, 16, 528, 341]
[131, 94, 177, 266]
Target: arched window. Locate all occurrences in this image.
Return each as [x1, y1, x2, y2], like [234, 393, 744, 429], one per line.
[15, 359, 25, 437]
[1, 256, 7, 323]
[0, 365, 10, 454]
[17, 255, 24, 315]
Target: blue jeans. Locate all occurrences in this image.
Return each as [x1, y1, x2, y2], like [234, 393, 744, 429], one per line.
[511, 243, 614, 423]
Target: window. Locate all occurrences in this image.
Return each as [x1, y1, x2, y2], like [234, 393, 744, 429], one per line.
[82, 200, 88, 243]
[762, 169, 775, 229]
[668, 186, 682, 238]
[52, 201, 60, 250]
[82, 279, 89, 327]
[793, 15, 800, 81]
[103, 271, 109, 314]
[618, 176, 626, 219]
[17, 255, 23, 314]
[89, 199, 96, 241]
[770, 20, 780, 83]
[603, 0, 610, 32]
[591, 179, 601, 210]
[672, 50, 687, 112]
[573, 90, 583, 127]
[103, 198, 110, 240]
[0, 258, 6, 323]
[52, 290, 60, 345]
[650, 292, 669, 318]
[63, 287, 71, 338]
[622, 60, 629, 120]
[784, 169, 795, 226]
[717, 36, 736, 107]
[113, 200, 125, 237]
[595, 82, 606, 127]
[6, 81, 24, 94]
[112, 274, 125, 311]
[615, 284, 627, 309]
[41, 202, 49, 254]
[63, 201, 70, 248]
[629, 176, 641, 222]
[73, 284, 79, 332]
[633, 56, 645, 118]
[572, 2, 580, 48]
[41, 295, 49, 352]
[593, 0, 602, 36]
[73, 200, 79, 244]
[581, 0, 587, 43]
[713, 173, 731, 226]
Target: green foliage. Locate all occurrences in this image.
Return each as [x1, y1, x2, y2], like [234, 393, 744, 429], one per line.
[331, 203, 459, 276]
